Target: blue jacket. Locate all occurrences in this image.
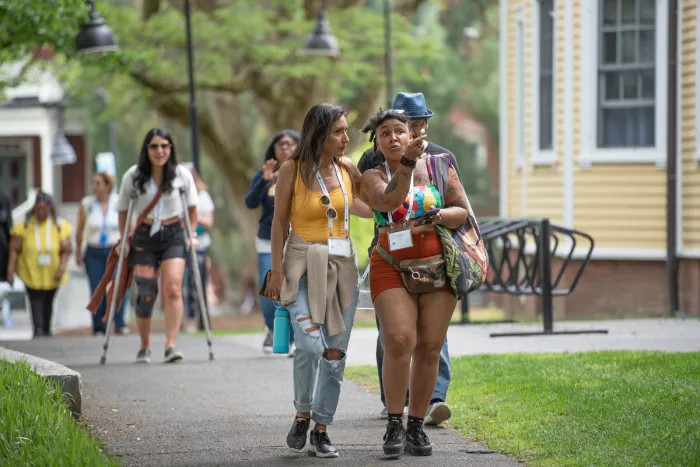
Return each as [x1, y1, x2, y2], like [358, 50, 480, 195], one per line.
[245, 169, 276, 241]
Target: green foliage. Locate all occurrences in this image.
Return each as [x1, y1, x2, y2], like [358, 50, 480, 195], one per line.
[0, 0, 87, 90]
[0, 360, 119, 466]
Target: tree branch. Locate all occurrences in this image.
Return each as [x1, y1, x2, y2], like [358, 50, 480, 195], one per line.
[142, 0, 160, 20]
[346, 83, 383, 153]
[130, 69, 248, 95]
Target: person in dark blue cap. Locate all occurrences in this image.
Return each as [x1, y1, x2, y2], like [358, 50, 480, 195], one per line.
[358, 91, 457, 426]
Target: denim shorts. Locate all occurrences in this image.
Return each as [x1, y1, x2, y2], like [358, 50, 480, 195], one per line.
[128, 222, 187, 268]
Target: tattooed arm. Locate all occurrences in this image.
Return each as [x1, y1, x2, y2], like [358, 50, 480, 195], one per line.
[435, 166, 469, 229]
[360, 164, 413, 213]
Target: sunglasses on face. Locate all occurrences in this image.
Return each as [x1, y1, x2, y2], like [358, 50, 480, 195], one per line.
[275, 141, 297, 150]
[148, 143, 171, 150]
[320, 195, 338, 219]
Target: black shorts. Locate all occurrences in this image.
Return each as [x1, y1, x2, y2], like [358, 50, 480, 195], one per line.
[128, 222, 187, 268]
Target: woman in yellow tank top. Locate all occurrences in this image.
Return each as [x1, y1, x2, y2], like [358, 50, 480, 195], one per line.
[266, 103, 371, 458]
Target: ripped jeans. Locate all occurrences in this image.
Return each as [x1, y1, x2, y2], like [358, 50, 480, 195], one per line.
[288, 275, 359, 426]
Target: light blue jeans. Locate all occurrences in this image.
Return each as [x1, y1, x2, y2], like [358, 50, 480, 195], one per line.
[288, 275, 359, 425]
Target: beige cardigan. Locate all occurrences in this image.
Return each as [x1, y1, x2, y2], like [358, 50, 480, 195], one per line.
[279, 232, 359, 336]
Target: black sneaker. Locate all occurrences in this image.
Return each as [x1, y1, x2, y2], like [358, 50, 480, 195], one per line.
[309, 430, 339, 458]
[135, 348, 151, 363]
[286, 417, 310, 452]
[164, 347, 184, 363]
[382, 419, 406, 458]
[405, 422, 433, 456]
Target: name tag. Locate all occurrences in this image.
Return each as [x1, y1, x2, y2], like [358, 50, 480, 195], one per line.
[328, 238, 352, 257]
[37, 254, 51, 266]
[388, 229, 413, 251]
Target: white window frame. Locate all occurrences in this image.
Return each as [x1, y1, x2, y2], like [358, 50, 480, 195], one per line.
[514, 6, 526, 170]
[579, 0, 668, 169]
[531, 0, 557, 167]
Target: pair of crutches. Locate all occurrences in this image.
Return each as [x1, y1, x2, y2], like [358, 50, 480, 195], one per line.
[99, 187, 214, 364]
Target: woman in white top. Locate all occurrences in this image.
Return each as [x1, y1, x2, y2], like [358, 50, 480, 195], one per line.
[181, 163, 215, 332]
[75, 172, 127, 335]
[116, 128, 199, 364]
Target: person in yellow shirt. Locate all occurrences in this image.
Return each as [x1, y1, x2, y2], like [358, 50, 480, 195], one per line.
[6, 192, 73, 337]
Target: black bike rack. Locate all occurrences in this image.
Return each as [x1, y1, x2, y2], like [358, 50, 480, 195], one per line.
[468, 217, 608, 337]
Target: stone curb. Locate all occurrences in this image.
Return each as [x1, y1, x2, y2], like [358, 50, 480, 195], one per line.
[0, 346, 82, 417]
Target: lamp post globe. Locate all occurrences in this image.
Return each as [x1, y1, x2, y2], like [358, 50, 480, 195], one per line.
[301, 1, 340, 57]
[76, 0, 119, 54]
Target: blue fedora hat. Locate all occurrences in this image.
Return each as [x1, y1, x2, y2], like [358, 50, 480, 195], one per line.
[392, 92, 434, 119]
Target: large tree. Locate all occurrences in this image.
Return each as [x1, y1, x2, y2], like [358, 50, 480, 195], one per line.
[72, 0, 440, 240]
[0, 0, 87, 91]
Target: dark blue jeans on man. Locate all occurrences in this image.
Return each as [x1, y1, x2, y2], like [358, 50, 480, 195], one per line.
[85, 246, 126, 333]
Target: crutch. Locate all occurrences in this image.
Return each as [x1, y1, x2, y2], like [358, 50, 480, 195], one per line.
[179, 187, 214, 361]
[100, 188, 138, 365]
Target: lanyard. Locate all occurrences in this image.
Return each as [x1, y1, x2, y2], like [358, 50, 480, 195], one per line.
[314, 160, 350, 238]
[149, 178, 162, 222]
[96, 195, 113, 233]
[384, 163, 414, 225]
[34, 216, 52, 253]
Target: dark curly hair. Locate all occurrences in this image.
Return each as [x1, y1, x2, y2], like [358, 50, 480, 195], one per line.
[24, 191, 61, 231]
[361, 109, 410, 151]
[132, 128, 178, 194]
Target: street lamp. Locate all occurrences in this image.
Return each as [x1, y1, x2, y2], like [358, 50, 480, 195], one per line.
[301, 0, 340, 57]
[183, 0, 202, 173]
[75, 0, 119, 54]
[384, 0, 393, 109]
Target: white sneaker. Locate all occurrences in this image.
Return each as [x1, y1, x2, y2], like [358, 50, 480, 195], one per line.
[262, 330, 273, 354]
[287, 343, 296, 358]
[424, 401, 452, 426]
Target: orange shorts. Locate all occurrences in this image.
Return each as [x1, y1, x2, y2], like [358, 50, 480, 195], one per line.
[369, 230, 451, 301]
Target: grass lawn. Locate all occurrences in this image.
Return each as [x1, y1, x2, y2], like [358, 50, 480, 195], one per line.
[345, 351, 700, 466]
[0, 360, 119, 466]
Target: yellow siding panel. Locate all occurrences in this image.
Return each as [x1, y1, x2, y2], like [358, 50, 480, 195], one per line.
[681, 0, 699, 248]
[572, 0, 581, 156]
[573, 165, 666, 249]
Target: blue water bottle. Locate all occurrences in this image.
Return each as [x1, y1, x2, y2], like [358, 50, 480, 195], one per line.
[272, 303, 290, 354]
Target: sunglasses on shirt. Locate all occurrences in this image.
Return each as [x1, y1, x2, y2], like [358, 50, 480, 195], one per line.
[320, 195, 338, 219]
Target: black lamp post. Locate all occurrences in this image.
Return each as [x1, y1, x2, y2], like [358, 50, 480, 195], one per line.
[183, 0, 201, 173]
[75, 0, 119, 54]
[301, 0, 340, 57]
[384, 0, 393, 109]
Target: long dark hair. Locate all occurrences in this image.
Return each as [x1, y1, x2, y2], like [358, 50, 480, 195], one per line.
[133, 128, 178, 194]
[264, 129, 300, 164]
[291, 104, 346, 191]
[25, 191, 61, 231]
[361, 109, 410, 153]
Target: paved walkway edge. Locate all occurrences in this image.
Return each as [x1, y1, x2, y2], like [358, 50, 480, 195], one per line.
[0, 345, 82, 417]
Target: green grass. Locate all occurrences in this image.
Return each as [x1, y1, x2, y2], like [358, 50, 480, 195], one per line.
[346, 351, 700, 467]
[0, 360, 119, 466]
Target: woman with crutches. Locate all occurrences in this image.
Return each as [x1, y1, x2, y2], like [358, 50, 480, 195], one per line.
[115, 128, 199, 364]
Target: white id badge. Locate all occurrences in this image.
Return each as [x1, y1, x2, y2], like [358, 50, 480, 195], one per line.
[388, 229, 413, 251]
[37, 254, 51, 266]
[328, 238, 352, 257]
[149, 220, 161, 237]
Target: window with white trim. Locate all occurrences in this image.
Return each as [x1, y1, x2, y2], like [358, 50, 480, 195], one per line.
[598, 0, 656, 148]
[539, 0, 555, 151]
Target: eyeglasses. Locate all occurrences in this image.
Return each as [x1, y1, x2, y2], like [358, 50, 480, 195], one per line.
[275, 141, 297, 150]
[320, 195, 338, 219]
[148, 143, 171, 150]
